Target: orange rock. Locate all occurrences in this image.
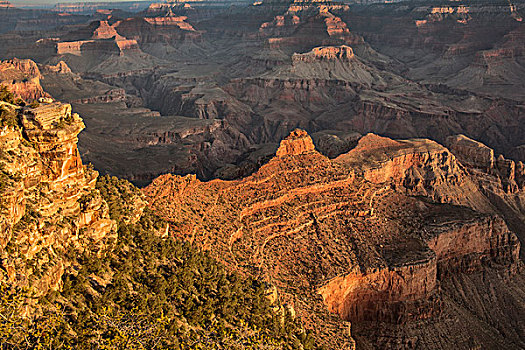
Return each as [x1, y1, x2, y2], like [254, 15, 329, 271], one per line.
[275, 129, 316, 157]
[0, 59, 50, 101]
[0, 97, 117, 296]
[143, 130, 523, 348]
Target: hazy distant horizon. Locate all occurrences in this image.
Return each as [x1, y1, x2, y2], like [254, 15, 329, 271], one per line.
[11, 0, 150, 5]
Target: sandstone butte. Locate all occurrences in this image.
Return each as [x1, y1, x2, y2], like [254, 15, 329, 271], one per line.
[144, 129, 525, 349]
[0, 99, 146, 303]
[261, 7, 363, 50]
[292, 45, 354, 63]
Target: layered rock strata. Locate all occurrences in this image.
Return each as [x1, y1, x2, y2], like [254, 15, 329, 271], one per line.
[144, 130, 524, 349]
[0, 59, 49, 101]
[0, 100, 118, 296]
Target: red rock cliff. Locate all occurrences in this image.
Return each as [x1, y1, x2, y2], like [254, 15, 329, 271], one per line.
[144, 130, 524, 349]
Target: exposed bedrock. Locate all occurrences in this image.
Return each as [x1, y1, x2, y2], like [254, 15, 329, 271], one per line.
[426, 214, 519, 278]
[144, 130, 524, 349]
[336, 134, 493, 213]
[445, 134, 525, 259]
[0, 58, 50, 101]
[0, 101, 119, 296]
[319, 210, 520, 325]
[319, 255, 440, 324]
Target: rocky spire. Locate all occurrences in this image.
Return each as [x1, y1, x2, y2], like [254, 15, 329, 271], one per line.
[275, 129, 316, 157]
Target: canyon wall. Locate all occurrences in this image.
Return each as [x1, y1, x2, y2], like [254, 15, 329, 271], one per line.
[0, 59, 49, 101]
[144, 130, 525, 349]
[0, 100, 118, 296]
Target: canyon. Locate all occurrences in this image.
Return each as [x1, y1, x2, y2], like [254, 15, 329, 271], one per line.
[0, 0, 524, 349]
[0, 0, 522, 184]
[144, 129, 525, 349]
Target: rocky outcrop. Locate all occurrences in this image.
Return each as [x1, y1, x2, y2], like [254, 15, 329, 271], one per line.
[336, 134, 494, 213]
[0, 100, 117, 296]
[275, 128, 316, 156]
[71, 88, 141, 105]
[89, 20, 121, 40]
[292, 45, 354, 63]
[445, 134, 525, 261]
[114, 17, 201, 46]
[445, 134, 495, 170]
[414, 5, 471, 26]
[260, 4, 362, 52]
[56, 41, 90, 56]
[319, 254, 439, 324]
[56, 38, 140, 57]
[42, 61, 73, 75]
[0, 59, 49, 101]
[425, 211, 519, 278]
[260, 14, 300, 36]
[144, 16, 196, 31]
[446, 134, 523, 192]
[145, 2, 191, 14]
[144, 130, 524, 350]
[55, 19, 145, 60]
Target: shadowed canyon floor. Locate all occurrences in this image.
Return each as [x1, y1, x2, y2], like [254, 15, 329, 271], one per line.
[1, 0, 525, 184]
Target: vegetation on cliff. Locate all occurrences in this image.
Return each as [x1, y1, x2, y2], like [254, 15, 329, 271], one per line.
[0, 173, 316, 349]
[0, 85, 22, 128]
[0, 85, 316, 349]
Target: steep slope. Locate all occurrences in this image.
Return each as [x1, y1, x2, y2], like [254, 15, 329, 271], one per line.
[446, 134, 525, 258]
[0, 58, 50, 101]
[0, 89, 315, 349]
[2, 1, 525, 187]
[39, 65, 252, 184]
[344, 1, 525, 101]
[144, 129, 524, 349]
[260, 3, 362, 53]
[0, 98, 116, 296]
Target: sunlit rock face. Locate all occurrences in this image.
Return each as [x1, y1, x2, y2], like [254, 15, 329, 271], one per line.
[275, 129, 316, 156]
[1, 1, 525, 348]
[144, 129, 524, 350]
[3, 0, 522, 188]
[0, 59, 49, 101]
[0, 100, 120, 296]
[291, 45, 354, 63]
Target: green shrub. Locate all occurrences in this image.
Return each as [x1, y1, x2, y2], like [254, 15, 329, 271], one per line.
[0, 176, 318, 349]
[0, 105, 19, 128]
[0, 85, 15, 104]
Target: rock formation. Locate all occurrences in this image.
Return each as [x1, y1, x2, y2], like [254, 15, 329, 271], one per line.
[336, 134, 493, 213]
[0, 59, 49, 101]
[445, 134, 525, 259]
[41, 60, 73, 75]
[0, 99, 118, 296]
[2, 1, 525, 348]
[144, 16, 196, 31]
[57, 20, 142, 58]
[292, 45, 354, 62]
[275, 128, 315, 156]
[0, 0, 523, 188]
[260, 3, 362, 52]
[144, 129, 525, 349]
